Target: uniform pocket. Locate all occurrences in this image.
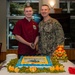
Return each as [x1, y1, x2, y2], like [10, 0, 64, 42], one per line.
[44, 24, 52, 33]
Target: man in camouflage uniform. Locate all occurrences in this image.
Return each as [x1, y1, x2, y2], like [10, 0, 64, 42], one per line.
[38, 4, 64, 56]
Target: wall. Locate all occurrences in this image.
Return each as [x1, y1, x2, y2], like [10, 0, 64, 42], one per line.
[42, 0, 59, 8]
[0, 0, 6, 52]
[41, 0, 59, 13]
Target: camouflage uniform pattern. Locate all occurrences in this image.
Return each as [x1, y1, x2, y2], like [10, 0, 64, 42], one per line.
[38, 17, 65, 56]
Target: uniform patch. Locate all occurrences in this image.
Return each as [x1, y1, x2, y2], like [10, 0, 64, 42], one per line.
[33, 25, 36, 30]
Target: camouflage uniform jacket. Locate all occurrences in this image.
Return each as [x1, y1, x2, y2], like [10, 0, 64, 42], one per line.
[38, 17, 65, 56]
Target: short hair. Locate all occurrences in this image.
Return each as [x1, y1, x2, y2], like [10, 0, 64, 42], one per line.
[24, 5, 33, 11]
[41, 4, 50, 10]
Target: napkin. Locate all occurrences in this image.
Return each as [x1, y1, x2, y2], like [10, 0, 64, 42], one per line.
[68, 67, 75, 74]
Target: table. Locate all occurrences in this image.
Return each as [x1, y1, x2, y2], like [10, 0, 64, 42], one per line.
[0, 60, 75, 75]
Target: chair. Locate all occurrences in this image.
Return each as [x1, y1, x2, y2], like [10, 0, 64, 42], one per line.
[0, 43, 2, 53]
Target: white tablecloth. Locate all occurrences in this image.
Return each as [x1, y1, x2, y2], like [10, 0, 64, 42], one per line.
[0, 60, 75, 75]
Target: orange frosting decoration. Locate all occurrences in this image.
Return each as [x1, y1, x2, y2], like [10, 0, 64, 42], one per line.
[52, 45, 68, 61]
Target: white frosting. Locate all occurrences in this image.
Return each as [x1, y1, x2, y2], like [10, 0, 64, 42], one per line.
[6, 54, 17, 63]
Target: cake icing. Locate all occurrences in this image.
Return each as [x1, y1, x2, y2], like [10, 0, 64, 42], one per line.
[16, 56, 53, 68]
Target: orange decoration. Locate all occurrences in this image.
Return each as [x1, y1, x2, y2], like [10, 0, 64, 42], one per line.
[59, 66, 64, 71]
[52, 45, 68, 61]
[29, 66, 37, 72]
[49, 66, 55, 72]
[8, 65, 14, 71]
[55, 65, 60, 71]
[14, 67, 20, 73]
[58, 47, 62, 51]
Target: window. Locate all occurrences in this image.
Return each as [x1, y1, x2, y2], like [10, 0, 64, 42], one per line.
[70, 1, 75, 15]
[60, 1, 67, 13]
[60, 0, 75, 47]
[70, 19, 75, 40]
[60, 1, 75, 14]
[7, 0, 39, 49]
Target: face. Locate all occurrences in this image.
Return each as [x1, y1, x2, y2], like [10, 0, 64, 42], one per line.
[41, 6, 50, 18]
[24, 7, 33, 18]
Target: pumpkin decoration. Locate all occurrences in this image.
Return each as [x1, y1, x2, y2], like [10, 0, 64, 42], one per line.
[55, 65, 60, 71]
[29, 66, 37, 72]
[59, 66, 64, 71]
[49, 65, 65, 72]
[57, 45, 64, 49]
[8, 65, 14, 71]
[49, 66, 55, 72]
[52, 45, 68, 62]
[14, 67, 20, 73]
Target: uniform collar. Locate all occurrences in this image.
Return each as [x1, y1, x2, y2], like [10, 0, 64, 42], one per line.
[24, 17, 32, 22]
[42, 17, 53, 23]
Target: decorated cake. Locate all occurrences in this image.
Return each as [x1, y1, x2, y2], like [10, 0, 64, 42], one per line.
[6, 45, 67, 73]
[7, 56, 65, 73]
[16, 56, 53, 68]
